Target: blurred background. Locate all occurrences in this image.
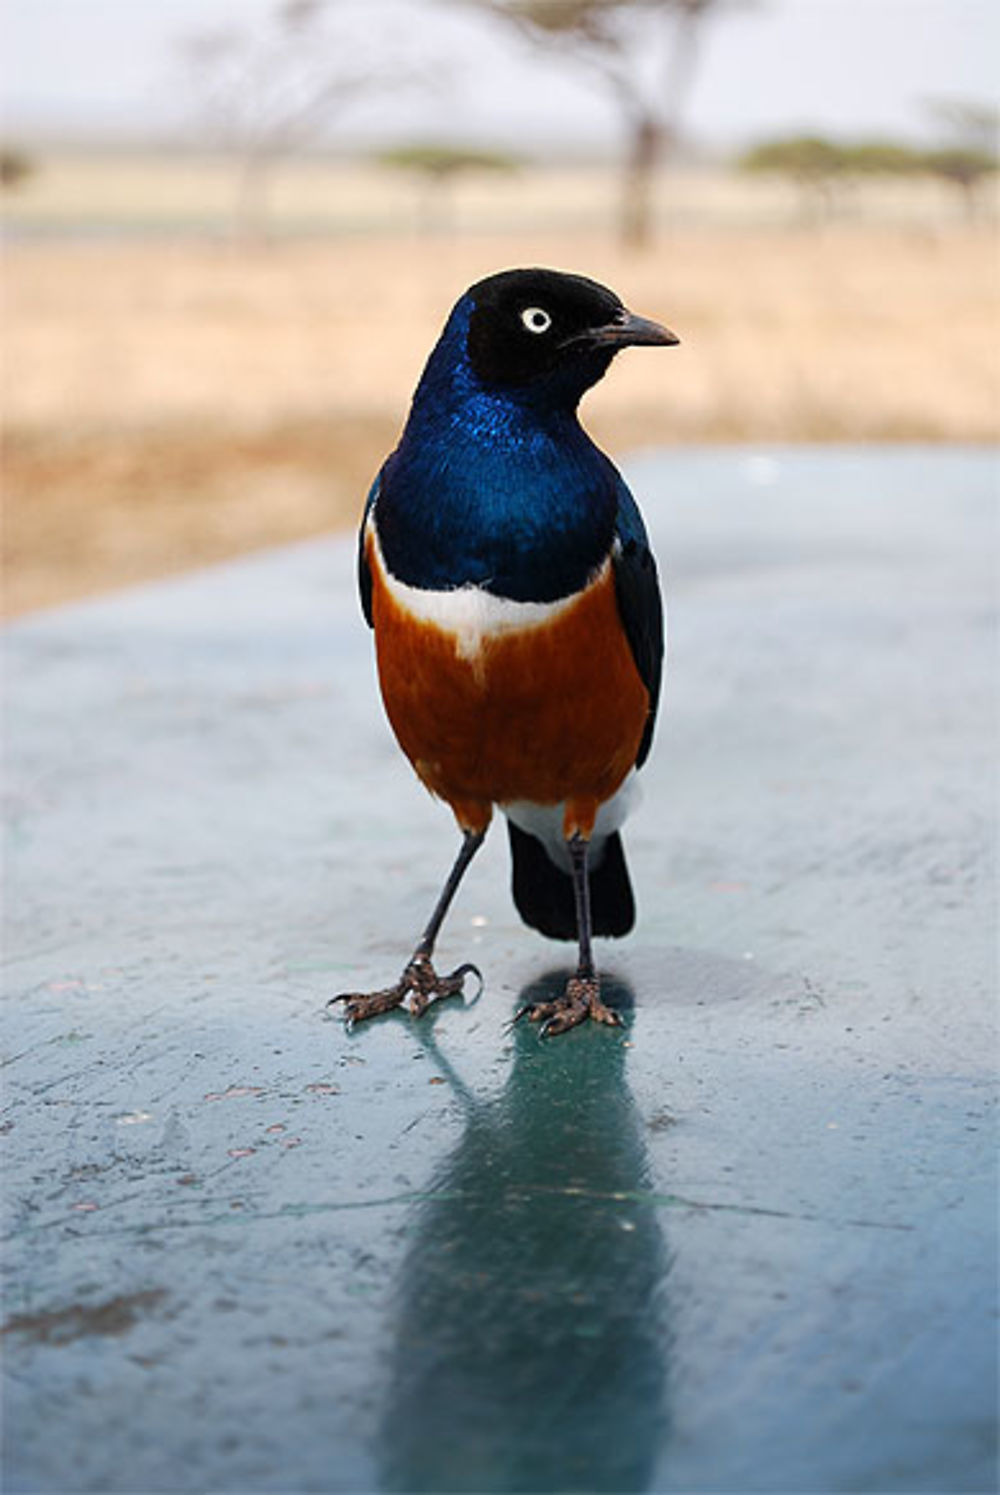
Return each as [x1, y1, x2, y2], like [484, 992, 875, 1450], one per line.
[3, 0, 998, 615]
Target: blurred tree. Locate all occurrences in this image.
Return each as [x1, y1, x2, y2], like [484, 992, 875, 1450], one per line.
[456, 0, 750, 248]
[741, 128, 999, 227]
[739, 135, 851, 224]
[178, 0, 387, 238]
[843, 140, 922, 177]
[0, 147, 36, 190]
[377, 143, 519, 233]
[919, 146, 997, 220]
[923, 97, 999, 155]
[920, 99, 999, 221]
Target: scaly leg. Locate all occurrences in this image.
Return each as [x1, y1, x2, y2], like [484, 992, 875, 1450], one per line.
[514, 833, 623, 1037]
[331, 828, 486, 1029]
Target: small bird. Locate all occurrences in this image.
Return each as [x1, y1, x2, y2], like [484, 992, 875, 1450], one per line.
[334, 268, 676, 1036]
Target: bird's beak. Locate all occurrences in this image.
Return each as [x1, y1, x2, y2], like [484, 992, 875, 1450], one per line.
[594, 310, 680, 348]
[564, 309, 680, 352]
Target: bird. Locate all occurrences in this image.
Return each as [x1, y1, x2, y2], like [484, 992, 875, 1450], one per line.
[332, 267, 676, 1036]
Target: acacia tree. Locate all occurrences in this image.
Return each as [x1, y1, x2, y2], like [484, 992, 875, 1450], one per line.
[739, 135, 850, 225]
[920, 99, 999, 221]
[0, 148, 35, 190]
[377, 144, 519, 233]
[178, 0, 383, 238]
[921, 146, 997, 220]
[740, 136, 929, 225]
[458, 0, 746, 248]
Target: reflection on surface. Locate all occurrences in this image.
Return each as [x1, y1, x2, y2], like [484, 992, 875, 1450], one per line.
[379, 972, 670, 1493]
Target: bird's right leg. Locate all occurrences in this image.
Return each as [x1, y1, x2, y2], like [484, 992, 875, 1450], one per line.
[331, 826, 487, 1028]
[514, 830, 624, 1036]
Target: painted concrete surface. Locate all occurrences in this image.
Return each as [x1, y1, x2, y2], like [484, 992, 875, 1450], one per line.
[2, 447, 997, 1494]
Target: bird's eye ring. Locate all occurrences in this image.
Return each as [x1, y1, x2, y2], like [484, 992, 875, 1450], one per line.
[520, 306, 552, 334]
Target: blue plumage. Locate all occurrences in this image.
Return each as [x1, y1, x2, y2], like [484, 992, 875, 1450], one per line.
[373, 294, 621, 602]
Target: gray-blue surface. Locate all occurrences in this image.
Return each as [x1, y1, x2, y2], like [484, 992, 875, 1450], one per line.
[3, 447, 997, 1495]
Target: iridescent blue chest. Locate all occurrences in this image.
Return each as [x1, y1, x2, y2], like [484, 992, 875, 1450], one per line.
[374, 298, 620, 604]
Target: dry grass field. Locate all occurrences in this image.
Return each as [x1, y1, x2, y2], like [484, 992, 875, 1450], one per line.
[4, 158, 998, 613]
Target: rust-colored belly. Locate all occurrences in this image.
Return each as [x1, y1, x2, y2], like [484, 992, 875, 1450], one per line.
[369, 544, 648, 837]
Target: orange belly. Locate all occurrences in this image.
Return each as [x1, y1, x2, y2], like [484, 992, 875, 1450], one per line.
[369, 537, 649, 838]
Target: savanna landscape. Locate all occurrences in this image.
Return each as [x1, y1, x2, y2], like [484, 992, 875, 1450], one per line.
[4, 153, 998, 614]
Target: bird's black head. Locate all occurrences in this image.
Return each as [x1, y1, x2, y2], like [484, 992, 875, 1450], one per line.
[465, 267, 678, 393]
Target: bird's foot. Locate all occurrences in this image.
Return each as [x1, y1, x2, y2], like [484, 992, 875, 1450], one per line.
[330, 951, 482, 1030]
[513, 973, 623, 1038]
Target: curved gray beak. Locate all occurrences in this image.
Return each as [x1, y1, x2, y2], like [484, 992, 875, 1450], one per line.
[609, 309, 678, 346]
[564, 309, 680, 351]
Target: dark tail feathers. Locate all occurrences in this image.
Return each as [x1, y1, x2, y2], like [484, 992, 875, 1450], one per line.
[507, 821, 635, 941]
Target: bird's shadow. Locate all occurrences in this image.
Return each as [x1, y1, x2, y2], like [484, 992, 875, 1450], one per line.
[377, 969, 671, 1494]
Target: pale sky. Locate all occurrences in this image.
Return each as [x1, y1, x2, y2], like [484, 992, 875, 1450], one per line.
[3, 0, 997, 153]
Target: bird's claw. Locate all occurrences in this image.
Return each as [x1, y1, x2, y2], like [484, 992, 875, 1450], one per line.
[329, 951, 482, 1030]
[511, 974, 623, 1038]
[403, 954, 483, 1018]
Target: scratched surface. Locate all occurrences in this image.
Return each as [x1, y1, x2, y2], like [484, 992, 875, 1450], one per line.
[3, 448, 997, 1494]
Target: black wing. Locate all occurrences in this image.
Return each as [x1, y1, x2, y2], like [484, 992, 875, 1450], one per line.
[611, 477, 664, 769]
[357, 470, 383, 629]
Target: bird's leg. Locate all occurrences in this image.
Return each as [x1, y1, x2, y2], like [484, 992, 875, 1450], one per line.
[331, 828, 486, 1028]
[515, 833, 623, 1037]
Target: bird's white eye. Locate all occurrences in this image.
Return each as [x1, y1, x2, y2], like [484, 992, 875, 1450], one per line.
[520, 306, 552, 334]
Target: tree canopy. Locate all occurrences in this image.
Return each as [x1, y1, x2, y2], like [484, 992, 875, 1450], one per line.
[376, 144, 519, 178]
[454, 0, 750, 247]
[739, 130, 998, 222]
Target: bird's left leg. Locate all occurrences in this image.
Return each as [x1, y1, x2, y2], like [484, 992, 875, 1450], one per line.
[332, 826, 487, 1028]
[515, 830, 624, 1037]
